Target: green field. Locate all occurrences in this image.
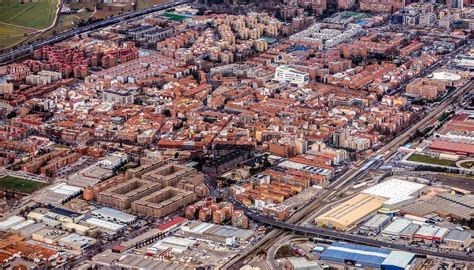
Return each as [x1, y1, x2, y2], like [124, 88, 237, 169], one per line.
[0, 24, 36, 49]
[407, 153, 456, 167]
[0, 175, 48, 193]
[162, 12, 190, 22]
[0, 0, 59, 30]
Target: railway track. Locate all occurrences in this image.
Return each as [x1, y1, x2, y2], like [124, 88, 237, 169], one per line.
[225, 80, 474, 269]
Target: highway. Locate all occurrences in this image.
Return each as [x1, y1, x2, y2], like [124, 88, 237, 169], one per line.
[225, 80, 474, 269]
[0, 0, 191, 65]
[242, 212, 474, 262]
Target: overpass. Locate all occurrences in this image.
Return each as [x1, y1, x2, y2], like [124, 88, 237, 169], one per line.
[226, 80, 474, 268]
[243, 210, 474, 262]
[0, 0, 191, 65]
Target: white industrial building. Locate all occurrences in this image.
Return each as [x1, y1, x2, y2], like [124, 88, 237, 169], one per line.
[92, 207, 137, 225]
[180, 221, 253, 246]
[414, 225, 449, 242]
[381, 218, 412, 239]
[59, 233, 96, 251]
[0, 216, 25, 231]
[273, 66, 309, 87]
[34, 183, 83, 206]
[9, 220, 35, 233]
[362, 178, 426, 209]
[147, 236, 196, 255]
[49, 182, 82, 196]
[84, 218, 126, 235]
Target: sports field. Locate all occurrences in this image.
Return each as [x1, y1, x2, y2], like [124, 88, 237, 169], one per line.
[407, 153, 456, 167]
[0, 0, 59, 30]
[0, 175, 48, 194]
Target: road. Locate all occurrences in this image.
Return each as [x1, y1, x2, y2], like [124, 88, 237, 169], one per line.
[243, 213, 474, 262]
[0, 0, 191, 65]
[225, 80, 474, 269]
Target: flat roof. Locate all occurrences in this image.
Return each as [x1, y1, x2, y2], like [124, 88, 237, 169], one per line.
[444, 230, 471, 242]
[362, 178, 425, 207]
[49, 183, 82, 195]
[92, 207, 136, 223]
[382, 251, 415, 268]
[361, 214, 390, 228]
[415, 225, 449, 238]
[382, 218, 412, 236]
[321, 242, 390, 268]
[85, 218, 126, 232]
[49, 207, 83, 218]
[430, 140, 474, 155]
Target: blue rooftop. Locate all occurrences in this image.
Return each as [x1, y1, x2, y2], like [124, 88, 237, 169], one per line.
[320, 242, 390, 268]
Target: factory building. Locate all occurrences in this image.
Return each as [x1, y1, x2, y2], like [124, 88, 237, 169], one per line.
[84, 218, 126, 235]
[321, 242, 390, 268]
[320, 242, 415, 270]
[442, 230, 472, 250]
[414, 225, 449, 242]
[92, 207, 137, 225]
[59, 233, 96, 252]
[146, 236, 196, 255]
[359, 214, 391, 236]
[180, 221, 253, 246]
[399, 223, 420, 240]
[381, 218, 412, 239]
[362, 178, 426, 210]
[315, 193, 386, 231]
[0, 216, 25, 231]
[382, 251, 417, 270]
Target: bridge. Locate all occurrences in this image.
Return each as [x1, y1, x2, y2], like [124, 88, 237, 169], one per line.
[242, 209, 474, 262]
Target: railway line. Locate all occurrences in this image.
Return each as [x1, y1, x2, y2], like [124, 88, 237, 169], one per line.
[225, 80, 474, 269]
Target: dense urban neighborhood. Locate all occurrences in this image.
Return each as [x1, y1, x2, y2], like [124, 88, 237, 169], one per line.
[0, 0, 474, 269]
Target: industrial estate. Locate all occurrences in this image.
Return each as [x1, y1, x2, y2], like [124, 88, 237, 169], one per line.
[0, 0, 473, 269]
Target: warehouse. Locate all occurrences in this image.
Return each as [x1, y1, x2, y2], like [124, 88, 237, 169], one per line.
[443, 230, 472, 250]
[59, 233, 96, 251]
[34, 183, 82, 205]
[320, 242, 391, 268]
[399, 223, 420, 240]
[84, 218, 126, 235]
[48, 207, 84, 223]
[32, 228, 68, 244]
[147, 236, 196, 255]
[362, 178, 426, 210]
[9, 220, 35, 234]
[315, 194, 386, 231]
[414, 225, 449, 242]
[381, 218, 412, 239]
[63, 222, 91, 235]
[180, 221, 253, 246]
[381, 251, 416, 270]
[401, 192, 474, 220]
[92, 207, 137, 225]
[0, 216, 25, 231]
[359, 214, 391, 236]
[17, 223, 46, 238]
